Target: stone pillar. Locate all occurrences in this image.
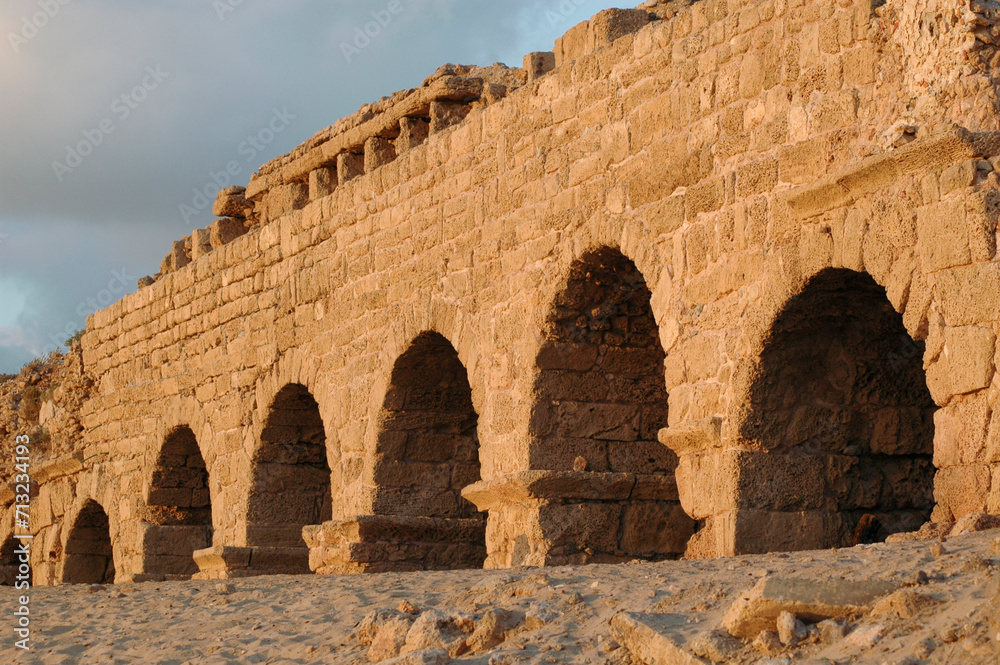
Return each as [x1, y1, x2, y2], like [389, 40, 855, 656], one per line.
[337, 151, 365, 186]
[364, 136, 396, 173]
[398, 117, 430, 152]
[308, 166, 336, 200]
[462, 470, 693, 569]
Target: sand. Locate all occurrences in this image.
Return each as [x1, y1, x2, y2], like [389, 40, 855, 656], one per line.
[2, 530, 998, 665]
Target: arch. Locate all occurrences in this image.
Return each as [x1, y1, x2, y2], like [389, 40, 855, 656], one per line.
[740, 267, 937, 549]
[62, 500, 115, 584]
[246, 383, 332, 558]
[371, 330, 486, 568]
[142, 425, 212, 578]
[1, 536, 17, 586]
[528, 246, 694, 562]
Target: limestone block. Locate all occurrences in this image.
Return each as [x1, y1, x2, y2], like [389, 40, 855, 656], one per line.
[612, 613, 712, 664]
[212, 186, 253, 218]
[587, 9, 652, 53]
[935, 263, 1000, 326]
[429, 101, 471, 134]
[933, 464, 991, 520]
[926, 326, 996, 400]
[916, 199, 971, 272]
[523, 52, 555, 80]
[732, 508, 829, 554]
[398, 117, 430, 153]
[940, 160, 977, 196]
[171, 240, 191, 271]
[736, 157, 778, 198]
[337, 151, 365, 186]
[308, 167, 336, 200]
[191, 228, 213, 261]
[621, 503, 695, 555]
[365, 136, 397, 173]
[554, 20, 589, 66]
[723, 576, 903, 638]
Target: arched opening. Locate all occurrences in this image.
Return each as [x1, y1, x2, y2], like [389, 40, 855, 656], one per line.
[529, 246, 694, 563]
[144, 426, 212, 578]
[247, 384, 331, 559]
[1, 537, 17, 586]
[742, 268, 936, 549]
[372, 331, 486, 569]
[63, 500, 114, 584]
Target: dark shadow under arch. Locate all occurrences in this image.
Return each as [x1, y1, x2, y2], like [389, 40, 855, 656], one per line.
[528, 246, 694, 563]
[63, 500, 114, 584]
[371, 330, 486, 569]
[247, 384, 331, 556]
[1, 537, 17, 586]
[741, 268, 937, 549]
[144, 425, 212, 578]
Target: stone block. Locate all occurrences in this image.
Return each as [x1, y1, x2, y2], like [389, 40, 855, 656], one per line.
[587, 9, 652, 53]
[933, 464, 991, 520]
[524, 52, 555, 80]
[916, 198, 971, 271]
[212, 186, 253, 218]
[621, 503, 695, 555]
[191, 228, 212, 261]
[398, 117, 430, 153]
[337, 152, 365, 186]
[258, 182, 308, 222]
[429, 101, 471, 134]
[611, 613, 713, 665]
[308, 167, 336, 200]
[723, 576, 903, 638]
[554, 20, 589, 66]
[736, 157, 778, 198]
[209, 217, 247, 248]
[935, 263, 1000, 326]
[926, 326, 995, 400]
[365, 135, 397, 173]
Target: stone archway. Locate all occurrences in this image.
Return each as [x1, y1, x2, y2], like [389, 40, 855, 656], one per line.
[366, 330, 486, 570]
[470, 246, 693, 568]
[62, 500, 115, 584]
[142, 425, 212, 579]
[245, 383, 331, 573]
[739, 267, 937, 550]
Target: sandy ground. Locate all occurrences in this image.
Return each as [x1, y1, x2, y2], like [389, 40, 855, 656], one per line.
[2, 530, 999, 665]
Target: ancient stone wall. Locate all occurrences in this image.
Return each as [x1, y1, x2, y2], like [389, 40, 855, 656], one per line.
[5, 0, 1000, 583]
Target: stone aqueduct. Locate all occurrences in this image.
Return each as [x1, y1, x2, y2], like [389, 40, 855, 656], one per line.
[4, 0, 1000, 584]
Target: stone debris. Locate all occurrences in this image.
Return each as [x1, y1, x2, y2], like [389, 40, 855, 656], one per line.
[949, 512, 1000, 536]
[686, 630, 742, 663]
[751, 630, 782, 656]
[869, 590, 941, 620]
[524, 601, 561, 630]
[401, 610, 474, 658]
[775, 610, 808, 647]
[847, 623, 886, 649]
[465, 608, 523, 654]
[723, 577, 903, 639]
[610, 613, 711, 665]
[369, 614, 417, 662]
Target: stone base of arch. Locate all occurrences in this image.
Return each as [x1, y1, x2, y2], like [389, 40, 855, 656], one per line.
[302, 515, 486, 574]
[191, 545, 311, 579]
[463, 470, 694, 569]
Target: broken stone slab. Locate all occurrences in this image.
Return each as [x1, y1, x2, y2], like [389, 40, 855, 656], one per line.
[884, 521, 953, 543]
[723, 576, 904, 639]
[658, 418, 723, 455]
[212, 186, 254, 218]
[461, 470, 637, 511]
[949, 512, 1000, 536]
[610, 612, 711, 665]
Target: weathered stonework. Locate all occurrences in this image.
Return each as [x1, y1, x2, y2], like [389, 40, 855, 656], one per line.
[4, 0, 1000, 584]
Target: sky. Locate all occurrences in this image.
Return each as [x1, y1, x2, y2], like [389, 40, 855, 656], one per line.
[0, 0, 620, 374]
